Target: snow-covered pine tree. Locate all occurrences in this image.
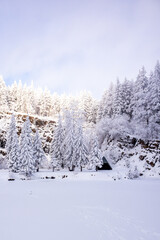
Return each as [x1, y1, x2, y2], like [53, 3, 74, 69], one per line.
[91, 99, 99, 124]
[16, 80, 23, 112]
[146, 62, 160, 138]
[0, 75, 9, 112]
[9, 130, 20, 173]
[21, 84, 28, 113]
[74, 117, 89, 171]
[96, 98, 104, 123]
[9, 81, 18, 111]
[121, 78, 133, 118]
[131, 67, 149, 124]
[50, 157, 59, 172]
[50, 114, 65, 170]
[79, 91, 95, 123]
[33, 129, 47, 172]
[52, 93, 61, 116]
[113, 78, 123, 116]
[40, 88, 53, 117]
[6, 114, 20, 172]
[100, 83, 115, 119]
[6, 114, 17, 157]
[19, 116, 35, 177]
[88, 135, 102, 171]
[63, 110, 76, 171]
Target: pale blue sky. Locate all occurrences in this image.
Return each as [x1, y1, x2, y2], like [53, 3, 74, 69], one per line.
[0, 0, 160, 98]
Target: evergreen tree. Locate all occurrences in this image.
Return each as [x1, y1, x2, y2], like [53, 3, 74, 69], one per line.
[0, 75, 8, 112]
[147, 62, 160, 138]
[63, 110, 76, 171]
[121, 78, 133, 118]
[50, 156, 59, 172]
[16, 80, 23, 112]
[132, 67, 149, 124]
[19, 116, 35, 177]
[40, 88, 53, 117]
[88, 135, 102, 171]
[6, 114, 17, 157]
[52, 93, 61, 116]
[6, 114, 20, 172]
[74, 118, 89, 171]
[79, 91, 95, 123]
[33, 129, 46, 172]
[9, 130, 20, 172]
[10, 81, 18, 111]
[50, 115, 65, 169]
[113, 78, 123, 116]
[21, 84, 28, 113]
[100, 83, 115, 119]
[96, 98, 105, 122]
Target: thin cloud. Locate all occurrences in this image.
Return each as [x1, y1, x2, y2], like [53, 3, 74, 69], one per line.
[0, 0, 160, 98]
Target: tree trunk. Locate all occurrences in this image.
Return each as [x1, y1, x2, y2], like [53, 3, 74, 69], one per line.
[69, 165, 75, 171]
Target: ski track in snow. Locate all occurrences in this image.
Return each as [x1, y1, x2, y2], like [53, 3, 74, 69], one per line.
[72, 205, 160, 240]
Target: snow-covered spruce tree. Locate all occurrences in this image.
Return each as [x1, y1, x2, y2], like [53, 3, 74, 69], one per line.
[120, 78, 133, 118]
[9, 130, 20, 173]
[63, 110, 76, 171]
[33, 129, 47, 172]
[6, 114, 20, 172]
[6, 114, 16, 158]
[50, 114, 65, 170]
[113, 78, 133, 119]
[50, 157, 59, 172]
[52, 93, 61, 116]
[26, 82, 35, 115]
[99, 83, 115, 120]
[9, 81, 18, 111]
[16, 80, 23, 112]
[96, 99, 104, 123]
[40, 88, 53, 117]
[131, 67, 149, 124]
[19, 116, 35, 177]
[79, 91, 96, 123]
[74, 117, 89, 171]
[88, 135, 102, 171]
[113, 78, 123, 116]
[0, 75, 9, 112]
[146, 62, 160, 139]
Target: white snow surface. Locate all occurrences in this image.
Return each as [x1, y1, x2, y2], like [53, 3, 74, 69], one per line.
[0, 170, 160, 240]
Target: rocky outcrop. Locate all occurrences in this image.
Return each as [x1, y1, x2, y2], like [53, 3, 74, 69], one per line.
[0, 112, 57, 158]
[102, 135, 160, 177]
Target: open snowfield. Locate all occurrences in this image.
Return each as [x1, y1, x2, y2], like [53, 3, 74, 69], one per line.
[0, 170, 160, 240]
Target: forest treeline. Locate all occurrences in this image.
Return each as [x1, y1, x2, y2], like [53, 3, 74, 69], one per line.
[0, 61, 160, 140]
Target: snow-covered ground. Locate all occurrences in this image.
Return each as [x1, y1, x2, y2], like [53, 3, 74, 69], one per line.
[0, 170, 160, 240]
